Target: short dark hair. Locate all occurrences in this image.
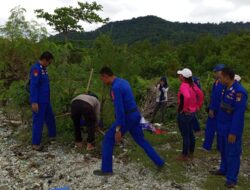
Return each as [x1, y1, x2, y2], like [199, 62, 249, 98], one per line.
[40, 51, 54, 61]
[99, 67, 114, 76]
[87, 91, 99, 100]
[221, 67, 235, 80]
[185, 77, 194, 87]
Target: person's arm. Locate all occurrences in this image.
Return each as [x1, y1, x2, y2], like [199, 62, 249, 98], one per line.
[159, 86, 165, 101]
[208, 83, 218, 118]
[229, 93, 247, 139]
[112, 87, 126, 128]
[209, 83, 217, 111]
[30, 67, 41, 112]
[178, 94, 184, 113]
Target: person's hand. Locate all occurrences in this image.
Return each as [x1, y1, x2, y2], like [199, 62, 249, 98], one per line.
[208, 109, 215, 118]
[115, 131, 122, 144]
[228, 134, 236, 144]
[31, 103, 39, 113]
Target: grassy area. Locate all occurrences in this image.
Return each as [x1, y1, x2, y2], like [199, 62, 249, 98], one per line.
[122, 110, 250, 190]
[13, 82, 250, 190]
[12, 110, 250, 189]
[125, 82, 250, 190]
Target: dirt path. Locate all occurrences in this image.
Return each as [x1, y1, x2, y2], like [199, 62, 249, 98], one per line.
[0, 111, 201, 190]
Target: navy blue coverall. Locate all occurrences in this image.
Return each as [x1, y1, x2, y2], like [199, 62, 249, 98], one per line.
[101, 78, 164, 173]
[30, 62, 56, 145]
[217, 81, 248, 184]
[192, 77, 201, 133]
[203, 79, 224, 150]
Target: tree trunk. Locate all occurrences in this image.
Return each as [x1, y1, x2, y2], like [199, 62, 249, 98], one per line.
[63, 31, 68, 43]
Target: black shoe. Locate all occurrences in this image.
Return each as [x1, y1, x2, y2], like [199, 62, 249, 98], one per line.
[32, 145, 44, 152]
[157, 163, 166, 171]
[93, 170, 113, 176]
[225, 182, 236, 188]
[209, 170, 225, 176]
[49, 137, 56, 144]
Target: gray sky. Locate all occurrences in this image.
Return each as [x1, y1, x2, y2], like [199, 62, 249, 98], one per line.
[1, 0, 250, 34]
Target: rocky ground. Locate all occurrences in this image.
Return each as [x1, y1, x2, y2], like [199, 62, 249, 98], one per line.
[0, 111, 201, 190]
[0, 110, 249, 190]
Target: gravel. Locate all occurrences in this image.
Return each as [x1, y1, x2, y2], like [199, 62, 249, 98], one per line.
[0, 111, 198, 190]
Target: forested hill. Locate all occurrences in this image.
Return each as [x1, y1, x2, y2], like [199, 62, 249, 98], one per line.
[51, 15, 250, 46]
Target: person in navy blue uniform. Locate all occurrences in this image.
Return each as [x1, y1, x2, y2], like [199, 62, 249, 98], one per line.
[210, 67, 248, 188]
[93, 67, 164, 176]
[202, 64, 225, 151]
[192, 76, 202, 135]
[29, 51, 56, 151]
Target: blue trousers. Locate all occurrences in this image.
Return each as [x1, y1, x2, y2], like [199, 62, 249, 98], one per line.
[202, 116, 221, 151]
[219, 135, 242, 184]
[101, 112, 164, 173]
[177, 113, 196, 156]
[32, 103, 56, 145]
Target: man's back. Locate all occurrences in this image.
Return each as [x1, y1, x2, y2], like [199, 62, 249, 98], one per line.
[209, 80, 224, 111]
[111, 78, 138, 127]
[111, 78, 137, 113]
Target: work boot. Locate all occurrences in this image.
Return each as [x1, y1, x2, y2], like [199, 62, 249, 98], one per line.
[225, 182, 236, 188]
[199, 147, 210, 152]
[48, 137, 56, 144]
[75, 142, 83, 149]
[32, 145, 44, 152]
[93, 170, 113, 176]
[188, 153, 194, 160]
[209, 170, 225, 176]
[157, 163, 165, 172]
[176, 154, 189, 161]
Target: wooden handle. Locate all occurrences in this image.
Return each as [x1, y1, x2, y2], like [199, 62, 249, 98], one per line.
[86, 68, 94, 93]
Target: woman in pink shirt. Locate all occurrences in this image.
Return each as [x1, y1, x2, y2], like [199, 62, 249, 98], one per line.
[177, 68, 204, 161]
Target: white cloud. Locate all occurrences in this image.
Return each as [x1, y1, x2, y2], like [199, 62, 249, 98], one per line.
[0, 0, 250, 34]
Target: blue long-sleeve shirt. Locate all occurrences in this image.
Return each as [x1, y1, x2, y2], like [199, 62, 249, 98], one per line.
[209, 79, 224, 112]
[217, 81, 248, 137]
[110, 78, 138, 127]
[29, 62, 50, 104]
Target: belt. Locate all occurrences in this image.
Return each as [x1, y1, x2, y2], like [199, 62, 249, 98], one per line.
[125, 108, 138, 115]
[180, 112, 194, 116]
[220, 102, 234, 114]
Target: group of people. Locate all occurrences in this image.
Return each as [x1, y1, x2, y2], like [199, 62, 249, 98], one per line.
[29, 51, 248, 188]
[174, 65, 248, 188]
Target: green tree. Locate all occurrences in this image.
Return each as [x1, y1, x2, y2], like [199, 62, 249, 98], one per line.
[35, 1, 108, 42]
[0, 6, 47, 42]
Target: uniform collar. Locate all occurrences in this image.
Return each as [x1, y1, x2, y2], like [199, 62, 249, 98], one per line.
[111, 77, 118, 86]
[227, 81, 237, 91]
[36, 61, 46, 69]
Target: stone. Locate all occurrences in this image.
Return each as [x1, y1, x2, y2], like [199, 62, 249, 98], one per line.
[0, 185, 10, 190]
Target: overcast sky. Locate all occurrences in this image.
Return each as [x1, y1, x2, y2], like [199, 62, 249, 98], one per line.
[1, 0, 250, 34]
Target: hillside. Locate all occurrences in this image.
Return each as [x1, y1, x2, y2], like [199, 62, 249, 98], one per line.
[51, 15, 250, 46]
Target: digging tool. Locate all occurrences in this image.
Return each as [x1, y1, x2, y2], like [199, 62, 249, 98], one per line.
[86, 68, 94, 93]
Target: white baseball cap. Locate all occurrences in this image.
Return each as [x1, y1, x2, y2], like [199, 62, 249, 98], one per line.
[235, 74, 241, 82]
[177, 68, 192, 78]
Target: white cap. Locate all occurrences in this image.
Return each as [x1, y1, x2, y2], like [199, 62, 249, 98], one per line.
[177, 68, 192, 78]
[235, 74, 241, 82]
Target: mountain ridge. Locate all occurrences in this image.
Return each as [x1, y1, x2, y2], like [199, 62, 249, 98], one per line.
[51, 15, 250, 46]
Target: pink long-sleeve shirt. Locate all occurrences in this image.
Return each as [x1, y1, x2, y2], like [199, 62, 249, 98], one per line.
[178, 82, 204, 113]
